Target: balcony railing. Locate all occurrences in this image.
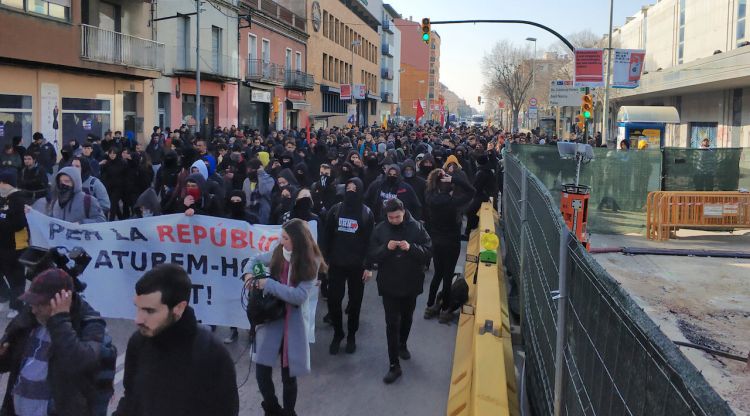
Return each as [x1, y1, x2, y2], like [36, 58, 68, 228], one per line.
[284, 70, 314, 91]
[382, 43, 393, 57]
[174, 50, 240, 79]
[246, 0, 306, 32]
[246, 59, 285, 84]
[81, 24, 164, 72]
[381, 68, 393, 80]
[382, 91, 393, 103]
[383, 18, 393, 33]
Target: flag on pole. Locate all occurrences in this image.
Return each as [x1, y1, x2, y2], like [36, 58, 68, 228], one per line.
[416, 100, 425, 124]
[381, 114, 388, 129]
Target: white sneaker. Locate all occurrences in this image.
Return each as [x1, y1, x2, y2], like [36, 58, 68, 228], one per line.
[6, 310, 18, 319]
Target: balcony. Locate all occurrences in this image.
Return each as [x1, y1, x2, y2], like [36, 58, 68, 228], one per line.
[246, 59, 285, 84]
[382, 91, 394, 103]
[381, 68, 393, 80]
[246, 0, 306, 32]
[174, 50, 240, 80]
[383, 18, 393, 33]
[81, 24, 164, 72]
[284, 70, 314, 91]
[382, 43, 393, 57]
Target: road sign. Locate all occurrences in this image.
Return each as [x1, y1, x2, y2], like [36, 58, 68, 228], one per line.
[612, 49, 646, 88]
[549, 80, 585, 107]
[529, 97, 537, 107]
[528, 107, 538, 120]
[574, 48, 604, 87]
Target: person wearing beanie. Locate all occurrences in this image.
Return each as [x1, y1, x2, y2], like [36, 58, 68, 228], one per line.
[0, 169, 27, 316]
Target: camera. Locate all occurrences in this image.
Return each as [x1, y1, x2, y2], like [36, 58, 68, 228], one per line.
[19, 246, 92, 293]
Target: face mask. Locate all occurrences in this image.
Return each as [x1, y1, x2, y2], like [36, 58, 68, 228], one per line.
[385, 175, 398, 186]
[319, 174, 329, 186]
[186, 187, 201, 201]
[58, 183, 74, 204]
[282, 247, 292, 262]
[344, 190, 359, 206]
[420, 165, 433, 174]
[403, 170, 414, 178]
[366, 157, 378, 167]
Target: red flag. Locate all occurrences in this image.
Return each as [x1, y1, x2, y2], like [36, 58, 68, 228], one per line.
[415, 100, 425, 124]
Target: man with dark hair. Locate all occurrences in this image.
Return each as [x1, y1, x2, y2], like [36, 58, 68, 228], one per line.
[27, 132, 56, 177]
[368, 198, 432, 384]
[18, 152, 48, 203]
[114, 264, 239, 416]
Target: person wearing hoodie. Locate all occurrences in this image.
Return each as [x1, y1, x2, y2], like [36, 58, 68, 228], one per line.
[310, 163, 337, 216]
[0, 170, 27, 316]
[321, 177, 374, 355]
[416, 154, 436, 181]
[70, 156, 111, 216]
[364, 164, 422, 221]
[174, 173, 222, 217]
[400, 159, 426, 211]
[31, 166, 106, 223]
[271, 168, 300, 225]
[18, 152, 48, 203]
[293, 162, 312, 188]
[362, 150, 382, 190]
[100, 148, 129, 220]
[242, 158, 275, 224]
[198, 156, 226, 209]
[134, 187, 162, 218]
[465, 153, 497, 236]
[146, 133, 164, 177]
[156, 151, 182, 213]
[423, 169, 475, 323]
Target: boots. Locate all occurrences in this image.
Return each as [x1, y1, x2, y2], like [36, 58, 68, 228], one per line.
[424, 303, 440, 319]
[261, 401, 283, 416]
[383, 364, 402, 384]
[329, 332, 345, 355]
[345, 335, 356, 354]
[438, 309, 453, 324]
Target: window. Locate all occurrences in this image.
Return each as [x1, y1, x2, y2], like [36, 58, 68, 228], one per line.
[295, 51, 302, 71]
[248, 34, 257, 61]
[678, 0, 686, 64]
[285, 48, 292, 70]
[733, 89, 743, 127]
[98, 1, 120, 32]
[322, 54, 328, 80]
[3, 0, 71, 21]
[261, 39, 270, 63]
[182, 95, 215, 137]
[334, 58, 339, 83]
[334, 18, 339, 44]
[61, 98, 111, 144]
[0, 94, 32, 147]
[322, 92, 346, 113]
[738, 0, 747, 44]
[322, 11, 328, 38]
[212, 26, 222, 74]
[329, 15, 334, 40]
[689, 122, 717, 148]
[177, 16, 190, 69]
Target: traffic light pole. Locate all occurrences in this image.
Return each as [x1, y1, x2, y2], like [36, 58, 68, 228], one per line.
[430, 19, 575, 52]
[583, 87, 589, 141]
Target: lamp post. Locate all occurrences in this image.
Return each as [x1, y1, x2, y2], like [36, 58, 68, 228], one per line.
[351, 39, 361, 125]
[526, 37, 537, 130]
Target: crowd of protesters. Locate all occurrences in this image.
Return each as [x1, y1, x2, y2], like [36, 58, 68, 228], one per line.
[0, 119, 505, 416]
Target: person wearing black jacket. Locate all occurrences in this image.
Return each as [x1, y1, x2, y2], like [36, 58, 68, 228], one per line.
[310, 163, 337, 216]
[400, 159, 426, 215]
[100, 148, 129, 220]
[367, 198, 432, 384]
[364, 164, 422, 221]
[18, 152, 48, 203]
[175, 173, 222, 217]
[322, 177, 374, 355]
[146, 133, 164, 177]
[0, 170, 27, 314]
[465, 154, 497, 235]
[423, 169, 475, 323]
[27, 132, 56, 177]
[114, 264, 239, 416]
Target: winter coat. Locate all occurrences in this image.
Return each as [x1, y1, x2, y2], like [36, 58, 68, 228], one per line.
[32, 167, 106, 223]
[367, 211, 432, 297]
[100, 156, 128, 192]
[242, 169, 275, 225]
[248, 251, 319, 378]
[80, 174, 111, 214]
[27, 141, 56, 174]
[0, 188, 27, 252]
[425, 174, 476, 244]
[113, 307, 239, 416]
[172, 173, 222, 217]
[364, 165, 422, 221]
[321, 178, 374, 268]
[18, 164, 48, 202]
[0, 152, 21, 172]
[310, 175, 338, 215]
[0, 299, 106, 416]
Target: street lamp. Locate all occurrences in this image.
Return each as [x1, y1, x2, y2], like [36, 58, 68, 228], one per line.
[526, 37, 537, 129]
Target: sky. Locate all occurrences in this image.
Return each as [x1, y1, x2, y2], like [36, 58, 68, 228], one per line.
[387, 0, 650, 110]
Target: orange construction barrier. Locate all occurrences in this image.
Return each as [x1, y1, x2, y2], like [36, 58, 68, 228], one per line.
[646, 191, 750, 240]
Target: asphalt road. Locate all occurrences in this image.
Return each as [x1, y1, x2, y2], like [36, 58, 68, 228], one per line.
[0, 242, 465, 416]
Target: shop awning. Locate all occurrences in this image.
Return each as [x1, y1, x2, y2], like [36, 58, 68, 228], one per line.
[286, 99, 310, 110]
[617, 106, 680, 123]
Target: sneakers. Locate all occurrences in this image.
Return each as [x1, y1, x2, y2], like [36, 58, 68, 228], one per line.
[398, 345, 411, 360]
[424, 304, 440, 320]
[438, 310, 453, 324]
[6, 310, 18, 319]
[382, 365, 402, 384]
[345, 337, 356, 354]
[329, 333, 345, 355]
[223, 328, 238, 344]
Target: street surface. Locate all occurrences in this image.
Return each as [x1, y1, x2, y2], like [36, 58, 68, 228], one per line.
[0, 243, 466, 416]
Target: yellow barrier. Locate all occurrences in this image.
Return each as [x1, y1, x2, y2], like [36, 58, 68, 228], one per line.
[646, 191, 750, 240]
[446, 202, 519, 416]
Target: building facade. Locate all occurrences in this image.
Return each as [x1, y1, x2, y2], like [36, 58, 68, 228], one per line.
[306, 0, 381, 127]
[0, 0, 163, 147]
[381, 4, 401, 122]
[608, 0, 750, 147]
[396, 17, 440, 121]
[239, 0, 311, 135]
[151, 0, 240, 136]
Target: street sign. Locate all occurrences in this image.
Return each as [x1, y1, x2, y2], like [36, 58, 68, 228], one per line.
[528, 107, 538, 120]
[529, 97, 537, 107]
[340, 84, 352, 101]
[574, 48, 604, 87]
[353, 84, 367, 100]
[549, 80, 585, 107]
[612, 49, 646, 88]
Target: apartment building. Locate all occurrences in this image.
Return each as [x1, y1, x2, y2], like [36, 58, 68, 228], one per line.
[307, 0, 381, 127]
[609, 0, 750, 147]
[396, 17, 440, 120]
[239, 0, 311, 135]
[381, 3, 401, 122]
[151, 0, 240, 136]
[0, 0, 163, 147]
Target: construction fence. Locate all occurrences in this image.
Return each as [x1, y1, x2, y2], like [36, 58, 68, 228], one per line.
[509, 144, 750, 234]
[502, 154, 734, 416]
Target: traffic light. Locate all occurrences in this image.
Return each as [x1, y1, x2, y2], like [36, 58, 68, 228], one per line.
[421, 18, 431, 44]
[581, 94, 593, 119]
[576, 114, 585, 130]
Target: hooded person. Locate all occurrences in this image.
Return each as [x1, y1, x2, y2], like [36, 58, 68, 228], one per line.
[310, 163, 338, 216]
[442, 154, 471, 187]
[100, 148, 129, 220]
[364, 164, 422, 221]
[242, 158, 275, 225]
[453, 145, 475, 181]
[32, 166, 106, 223]
[464, 153, 497, 237]
[321, 177, 374, 355]
[71, 156, 110, 216]
[200, 156, 226, 209]
[271, 168, 300, 224]
[225, 189, 257, 224]
[293, 162, 312, 188]
[400, 159, 426, 211]
[155, 150, 182, 213]
[416, 154, 436, 181]
[133, 187, 162, 218]
[175, 172, 221, 217]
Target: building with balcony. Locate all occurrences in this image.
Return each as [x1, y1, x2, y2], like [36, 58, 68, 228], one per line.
[306, 0, 381, 127]
[380, 3, 401, 121]
[239, 0, 311, 134]
[396, 17, 434, 119]
[151, 0, 240, 136]
[606, 0, 750, 147]
[0, 0, 163, 147]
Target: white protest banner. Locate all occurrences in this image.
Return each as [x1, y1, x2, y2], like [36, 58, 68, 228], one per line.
[26, 210, 317, 329]
[612, 49, 646, 88]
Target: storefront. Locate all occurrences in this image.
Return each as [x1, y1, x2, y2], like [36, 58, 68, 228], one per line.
[285, 90, 309, 130]
[239, 83, 272, 136]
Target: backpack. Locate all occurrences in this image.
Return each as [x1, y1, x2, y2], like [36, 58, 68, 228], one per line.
[75, 313, 117, 416]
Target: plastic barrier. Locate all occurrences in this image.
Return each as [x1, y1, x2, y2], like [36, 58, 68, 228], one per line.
[646, 191, 750, 240]
[446, 202, 519, 416]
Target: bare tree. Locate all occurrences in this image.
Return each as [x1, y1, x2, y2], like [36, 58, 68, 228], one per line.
[481, 40, 534, 132]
